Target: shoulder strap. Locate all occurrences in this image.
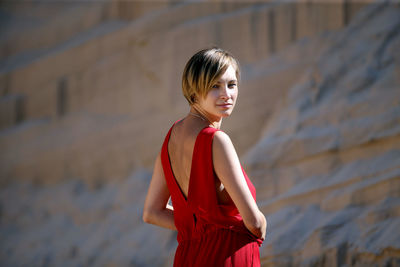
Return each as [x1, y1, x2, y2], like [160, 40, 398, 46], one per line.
[188, 127, 221, 214]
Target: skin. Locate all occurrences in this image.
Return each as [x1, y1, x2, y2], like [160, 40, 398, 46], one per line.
[143, 64, 267, 240]
[191, 65, 239, 129]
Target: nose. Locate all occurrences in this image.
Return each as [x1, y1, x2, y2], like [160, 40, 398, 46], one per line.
[220, 85, 230, 99]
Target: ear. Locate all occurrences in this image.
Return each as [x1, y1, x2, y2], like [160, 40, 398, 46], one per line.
[190, 94, 197, 103]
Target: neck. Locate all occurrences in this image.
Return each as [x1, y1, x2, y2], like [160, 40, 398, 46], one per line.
[190, 105, 222, 129]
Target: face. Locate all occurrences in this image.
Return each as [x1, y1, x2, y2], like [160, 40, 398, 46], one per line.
[196, 65, 238, 120]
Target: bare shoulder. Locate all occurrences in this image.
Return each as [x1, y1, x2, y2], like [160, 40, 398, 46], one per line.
[212, 131, 238, 160]
[213, 130, 233, 149]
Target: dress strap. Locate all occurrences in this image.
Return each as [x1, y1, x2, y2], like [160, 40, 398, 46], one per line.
[188, 127, 221, 215]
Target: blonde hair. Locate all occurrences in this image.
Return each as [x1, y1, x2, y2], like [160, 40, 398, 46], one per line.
[182, 47, 240, 105]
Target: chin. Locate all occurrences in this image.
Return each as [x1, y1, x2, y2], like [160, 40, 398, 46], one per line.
[220, 111, 233, 117]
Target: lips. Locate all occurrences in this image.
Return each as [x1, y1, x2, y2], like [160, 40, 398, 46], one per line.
[217, 103, 233, 108]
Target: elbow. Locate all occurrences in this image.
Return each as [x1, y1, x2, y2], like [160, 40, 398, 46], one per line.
[142, 209, 152, 224]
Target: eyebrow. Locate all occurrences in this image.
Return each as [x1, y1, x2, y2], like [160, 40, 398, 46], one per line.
[215, 79, 237, 83]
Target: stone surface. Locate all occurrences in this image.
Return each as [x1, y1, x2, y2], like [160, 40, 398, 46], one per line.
[243, 2, 400, 265]
[0, 0, 399, 266]
[0, 169, 177, 266]
[1, 0, 359, 185]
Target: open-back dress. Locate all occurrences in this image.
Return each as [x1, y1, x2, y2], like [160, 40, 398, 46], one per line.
[161, 120, 263, 266]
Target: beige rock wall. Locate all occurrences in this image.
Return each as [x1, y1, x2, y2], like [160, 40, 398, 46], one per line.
[2, 1, 398, 266]
[0, 0, 368, 186]
[243, 2, 400, 265]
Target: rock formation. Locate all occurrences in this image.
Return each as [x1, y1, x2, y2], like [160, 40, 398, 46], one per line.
[0, 0, 399, 266]
[0, 0, 368, 186]
[243, 2, 400, 265]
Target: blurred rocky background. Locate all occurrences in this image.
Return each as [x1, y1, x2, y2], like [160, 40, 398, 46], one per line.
[0, 0, 399, 266]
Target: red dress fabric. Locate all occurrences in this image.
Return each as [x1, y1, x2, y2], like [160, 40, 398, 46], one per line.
[161, 120, 263, 267]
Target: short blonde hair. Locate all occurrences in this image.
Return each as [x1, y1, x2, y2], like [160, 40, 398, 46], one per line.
[182, 47, 240, 105]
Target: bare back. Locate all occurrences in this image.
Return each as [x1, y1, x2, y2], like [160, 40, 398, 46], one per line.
[168, 118, 232, 204]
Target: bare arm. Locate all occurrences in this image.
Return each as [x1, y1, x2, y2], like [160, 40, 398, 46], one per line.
[212, 131, 267, 240]
[143, 152, 176, 231]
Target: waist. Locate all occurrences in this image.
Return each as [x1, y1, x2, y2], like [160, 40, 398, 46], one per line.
[177, 223, 254, 244]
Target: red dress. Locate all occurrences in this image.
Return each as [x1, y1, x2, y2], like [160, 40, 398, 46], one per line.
[161, 120, 263, 267]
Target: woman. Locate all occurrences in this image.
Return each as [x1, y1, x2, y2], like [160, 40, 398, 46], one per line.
[143, 47, 267, 266]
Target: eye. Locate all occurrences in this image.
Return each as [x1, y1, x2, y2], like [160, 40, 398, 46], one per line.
[228, 83, 237, 88]
[212, 84, 219, 89]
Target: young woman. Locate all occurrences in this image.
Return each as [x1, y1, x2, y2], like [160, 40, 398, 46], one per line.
[143, 47, 267, 266]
